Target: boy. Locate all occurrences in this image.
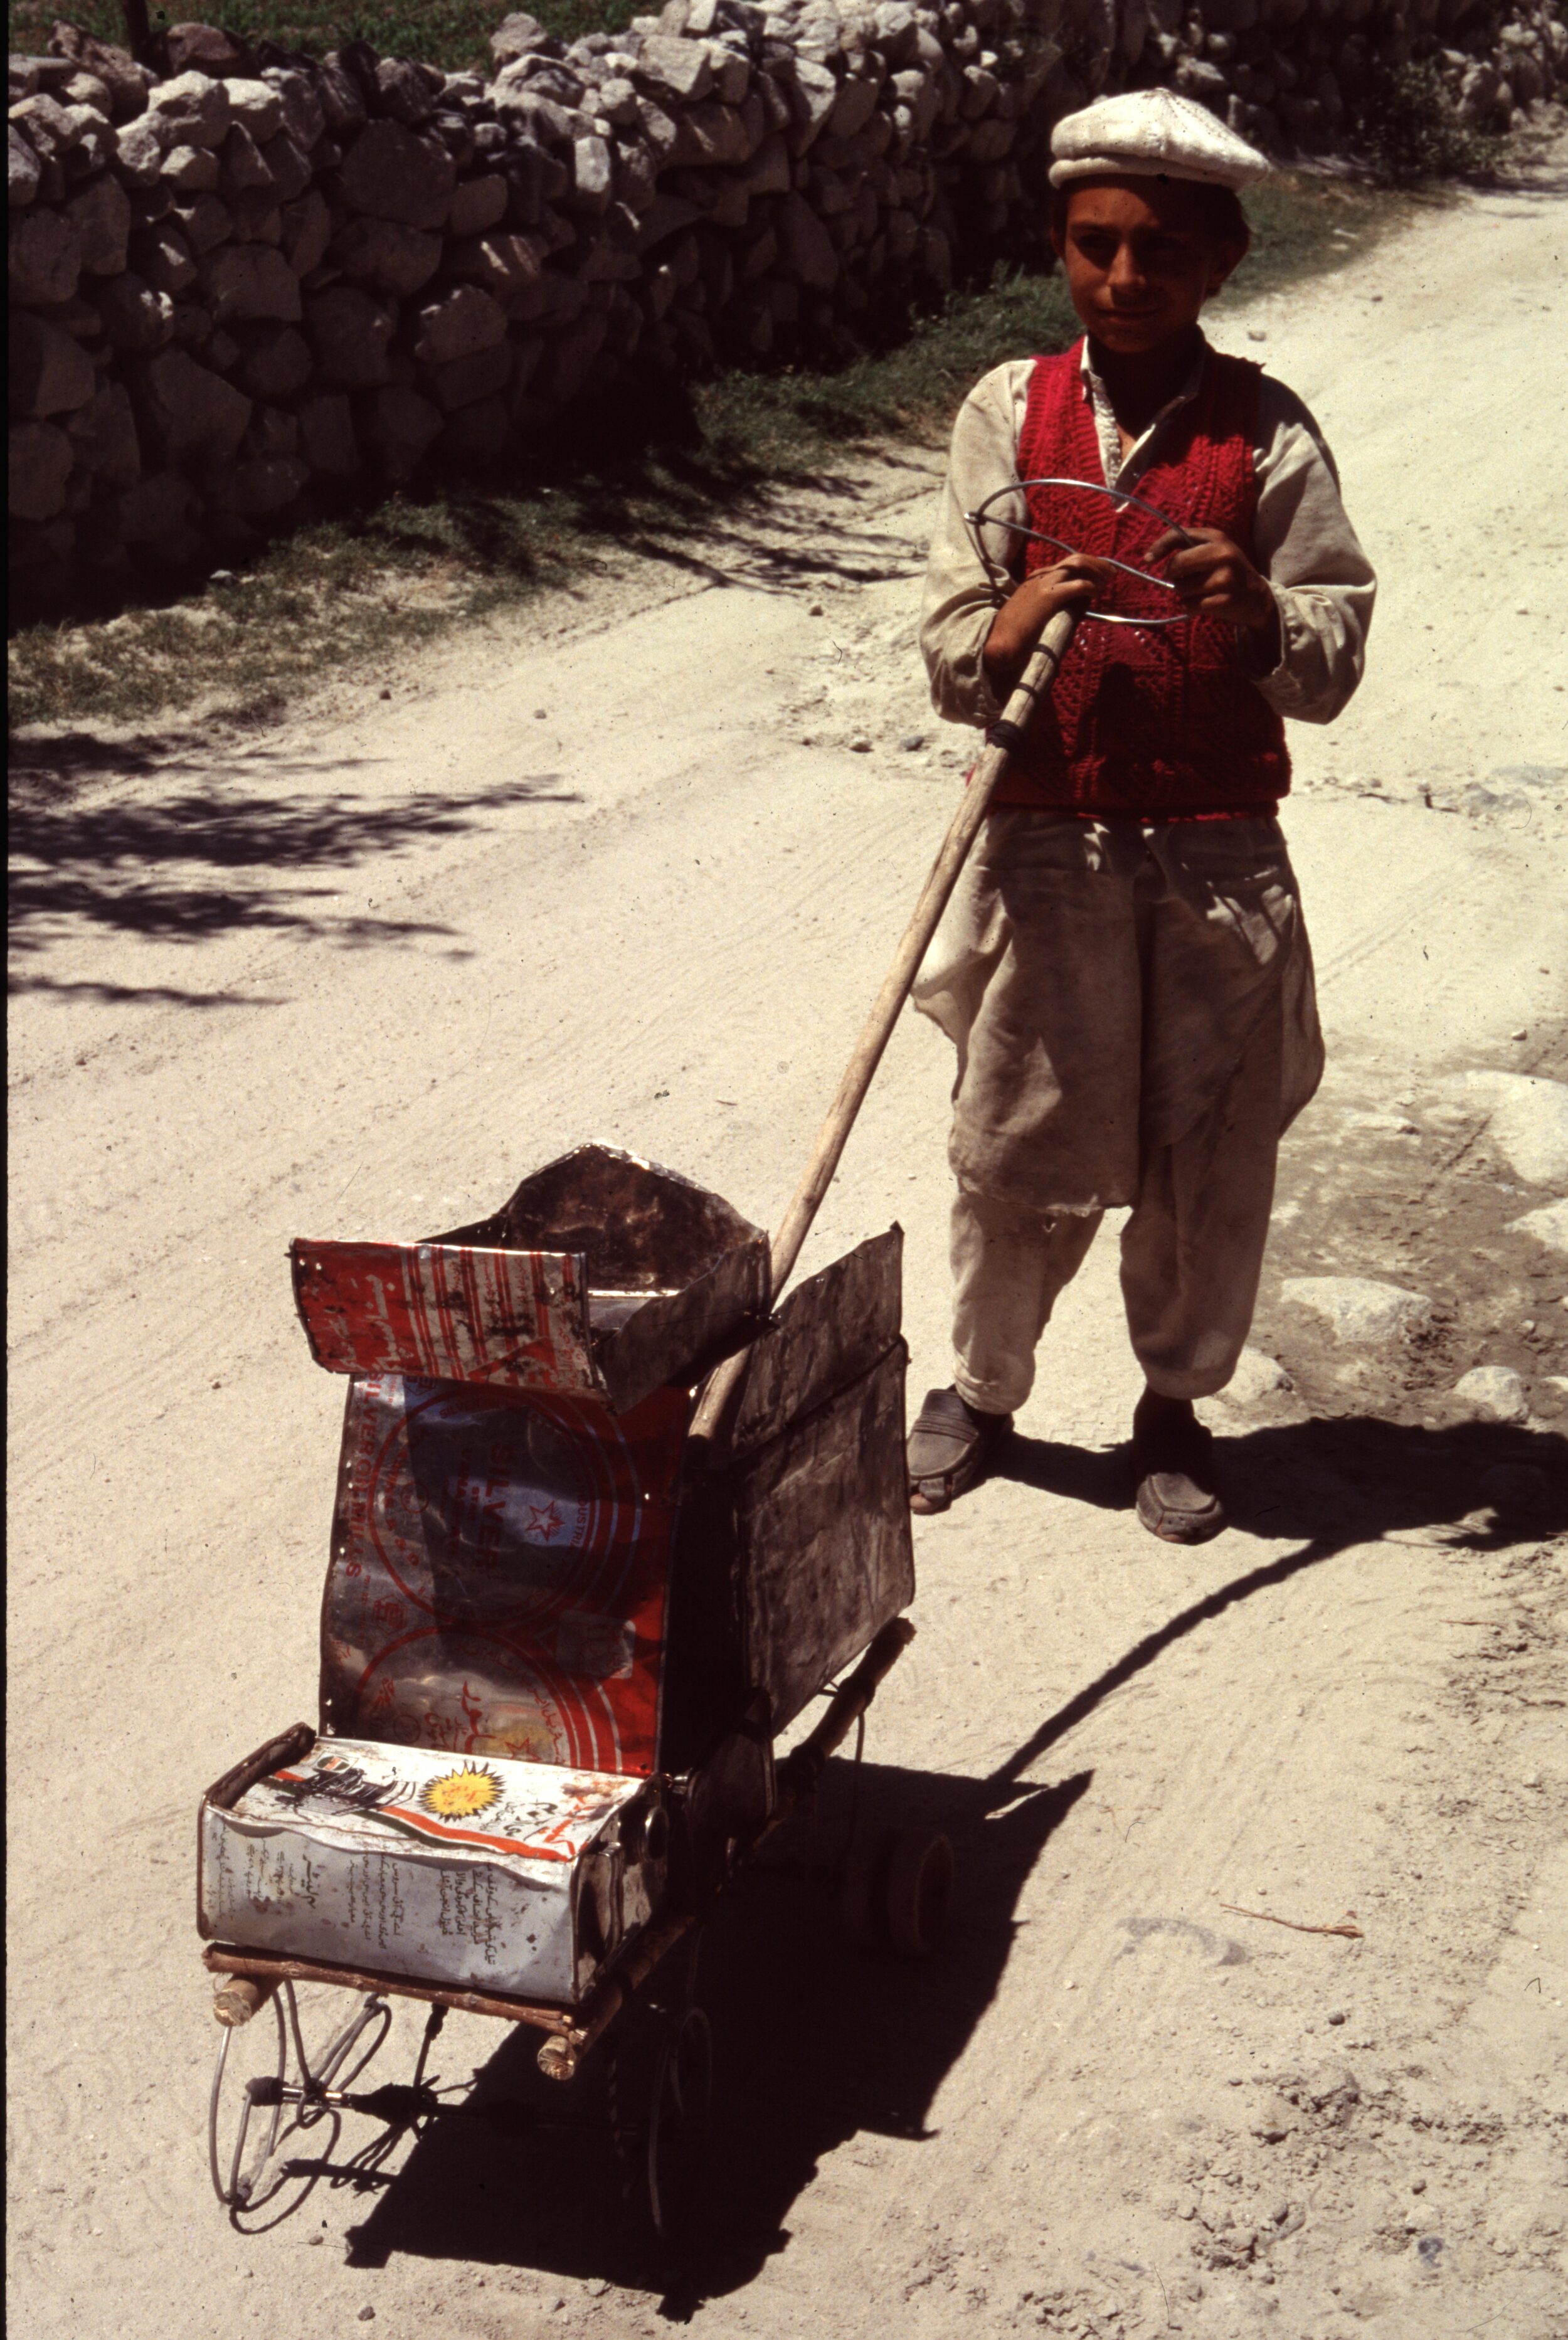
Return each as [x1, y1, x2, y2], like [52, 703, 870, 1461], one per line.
[906, 88, 1375, 1542]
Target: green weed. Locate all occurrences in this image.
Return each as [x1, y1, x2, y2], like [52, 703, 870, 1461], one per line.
[1352, 59, 1504, 187]
[7, 1, 635, 69]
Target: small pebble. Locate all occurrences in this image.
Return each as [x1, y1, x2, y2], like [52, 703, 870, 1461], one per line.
[1452, 1365, 1528, 1424]
[850, 736, 872, 753]
[808, 601, 825, 616]
[1412, 2178, 1428, 2194]
[209, 568, 235, 584]
[900, 733, 927, 751]
[379, 687, 391, 699]
[1510, 1028, 1528, 1040]
[534, 707, 548, 719]
[1327, 2009, 1347, 2026]
[358, 2312, 376, 2325]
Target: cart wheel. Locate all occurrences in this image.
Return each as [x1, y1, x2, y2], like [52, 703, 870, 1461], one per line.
[884, 1828, 953, 1957]
[839, 1828, 953, 1958]
[646, 2006, 712, 2248]
[208, 1983, 392, 2215]
[208, 1986, 290, 2209]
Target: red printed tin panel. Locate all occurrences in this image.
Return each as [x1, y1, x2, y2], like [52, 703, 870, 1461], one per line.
[319, 1376, 689, 1777]
[292, 1239, 598, 1395]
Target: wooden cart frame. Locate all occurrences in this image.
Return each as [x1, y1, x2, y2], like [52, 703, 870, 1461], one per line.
[203, 1618, 951, 2243]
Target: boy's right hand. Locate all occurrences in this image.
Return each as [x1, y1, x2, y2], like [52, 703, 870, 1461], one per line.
[982, 554, 1115, 694]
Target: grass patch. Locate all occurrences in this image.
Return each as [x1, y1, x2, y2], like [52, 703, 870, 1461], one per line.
[9, 171, 1417, 735]
[7, 0, 638, 69]
[1352, 58, 1505, 186]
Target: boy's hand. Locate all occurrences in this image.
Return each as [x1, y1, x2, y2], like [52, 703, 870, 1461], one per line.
[983, 554, 1115, 693]
[1149, 526, 1281, 656]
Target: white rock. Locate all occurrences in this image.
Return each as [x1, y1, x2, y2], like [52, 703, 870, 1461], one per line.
[1280, 1277, 1432, 1343]
[9, 122, 42, 207]
[1452, 1366, 1528, 1424]
[223, 77, 284, 140]
[1344, 1109, 1417, 1134]
[1509, 1198, 1568, 1256]
[147, 70, 231, 149]
[1446, 1071, 1568, 1188]
[1218, 1347, 1292, 1406]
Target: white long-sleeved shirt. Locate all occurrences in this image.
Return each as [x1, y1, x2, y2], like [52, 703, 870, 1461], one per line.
[919, 337, 1377, 737]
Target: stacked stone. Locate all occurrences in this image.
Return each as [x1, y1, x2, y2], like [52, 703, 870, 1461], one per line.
[1138, 0, 1568, 160]
[9, 4, 1565, 612]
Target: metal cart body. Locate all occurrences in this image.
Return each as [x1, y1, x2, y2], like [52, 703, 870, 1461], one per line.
[198, 1145, 924, 2237]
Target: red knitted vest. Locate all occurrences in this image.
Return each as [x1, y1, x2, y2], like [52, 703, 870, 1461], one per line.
[995, 341, 1290, 817]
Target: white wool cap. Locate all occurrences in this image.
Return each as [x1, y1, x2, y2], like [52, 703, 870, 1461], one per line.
[1049, 88, 1270, 191]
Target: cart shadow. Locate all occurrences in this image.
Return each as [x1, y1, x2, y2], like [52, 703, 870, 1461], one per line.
[340, 1760, 1093, 2309]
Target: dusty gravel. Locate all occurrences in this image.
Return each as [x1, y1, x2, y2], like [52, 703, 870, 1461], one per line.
[9, 156, 1568, 2340]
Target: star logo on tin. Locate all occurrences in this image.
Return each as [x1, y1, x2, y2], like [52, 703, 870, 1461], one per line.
[420, 1763, 502, 1821]
[525, 1499, 564, 1543]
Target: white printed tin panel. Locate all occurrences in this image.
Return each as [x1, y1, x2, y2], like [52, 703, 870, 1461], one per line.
[198, 1737, 665, 2006]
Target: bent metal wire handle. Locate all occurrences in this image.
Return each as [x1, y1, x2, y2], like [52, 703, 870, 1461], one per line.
[965, 475, 1199, 628]
[686, 603, 1083, 1463]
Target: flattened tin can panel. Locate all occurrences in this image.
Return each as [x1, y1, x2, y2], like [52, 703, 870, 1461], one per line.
[320, 1379, 689, 1776]
[736, 1344, 913, 1734]
[726, 1229, 903, 1461]
[291, 1240, 598, 1394]
[432, 1145, 770, 1415]
[198, 1737, 662, 2003]
[439, 1143, 765, 1293]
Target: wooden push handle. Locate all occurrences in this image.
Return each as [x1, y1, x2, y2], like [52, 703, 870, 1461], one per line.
[689, 605, 1080, 1458]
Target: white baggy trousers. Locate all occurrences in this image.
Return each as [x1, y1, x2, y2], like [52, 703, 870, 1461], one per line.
[912, 809, 1325, 1413]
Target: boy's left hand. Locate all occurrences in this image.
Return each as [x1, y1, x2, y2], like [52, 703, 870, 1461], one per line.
[1148, 526, 1281, 656]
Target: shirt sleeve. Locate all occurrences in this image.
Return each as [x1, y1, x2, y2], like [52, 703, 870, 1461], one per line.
[1244, 376, 1377, 725]
[919, 361, 1032, 730]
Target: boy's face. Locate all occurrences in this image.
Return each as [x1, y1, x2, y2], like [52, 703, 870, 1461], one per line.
[1052, 179, 1246, 357]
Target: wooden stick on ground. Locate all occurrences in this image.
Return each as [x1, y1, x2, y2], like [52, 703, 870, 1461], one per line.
[1216, 1898, 1365, 1940]
[689, 604, 1081, 1459]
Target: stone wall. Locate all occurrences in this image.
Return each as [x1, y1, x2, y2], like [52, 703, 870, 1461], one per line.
[9, 4, 1566, 613]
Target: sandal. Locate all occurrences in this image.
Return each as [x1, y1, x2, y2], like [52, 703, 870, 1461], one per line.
[1131, 1396, 1226, 1545]
[907, 1386, 1013, 1516]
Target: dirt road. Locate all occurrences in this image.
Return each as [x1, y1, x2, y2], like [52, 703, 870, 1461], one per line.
[9, 161, 1567, 2340]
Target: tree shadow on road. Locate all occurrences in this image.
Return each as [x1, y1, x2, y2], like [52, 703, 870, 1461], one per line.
[9, 763, 581, 1002]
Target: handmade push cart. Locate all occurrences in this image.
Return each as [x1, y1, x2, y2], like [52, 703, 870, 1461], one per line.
[198, 1144, 947, 2239]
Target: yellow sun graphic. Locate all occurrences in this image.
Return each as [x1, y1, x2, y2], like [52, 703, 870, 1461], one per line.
[421, 1764, 502, 1820]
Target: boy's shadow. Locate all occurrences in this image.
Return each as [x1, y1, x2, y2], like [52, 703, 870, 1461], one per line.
[996, 1412, 1568, 1559]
